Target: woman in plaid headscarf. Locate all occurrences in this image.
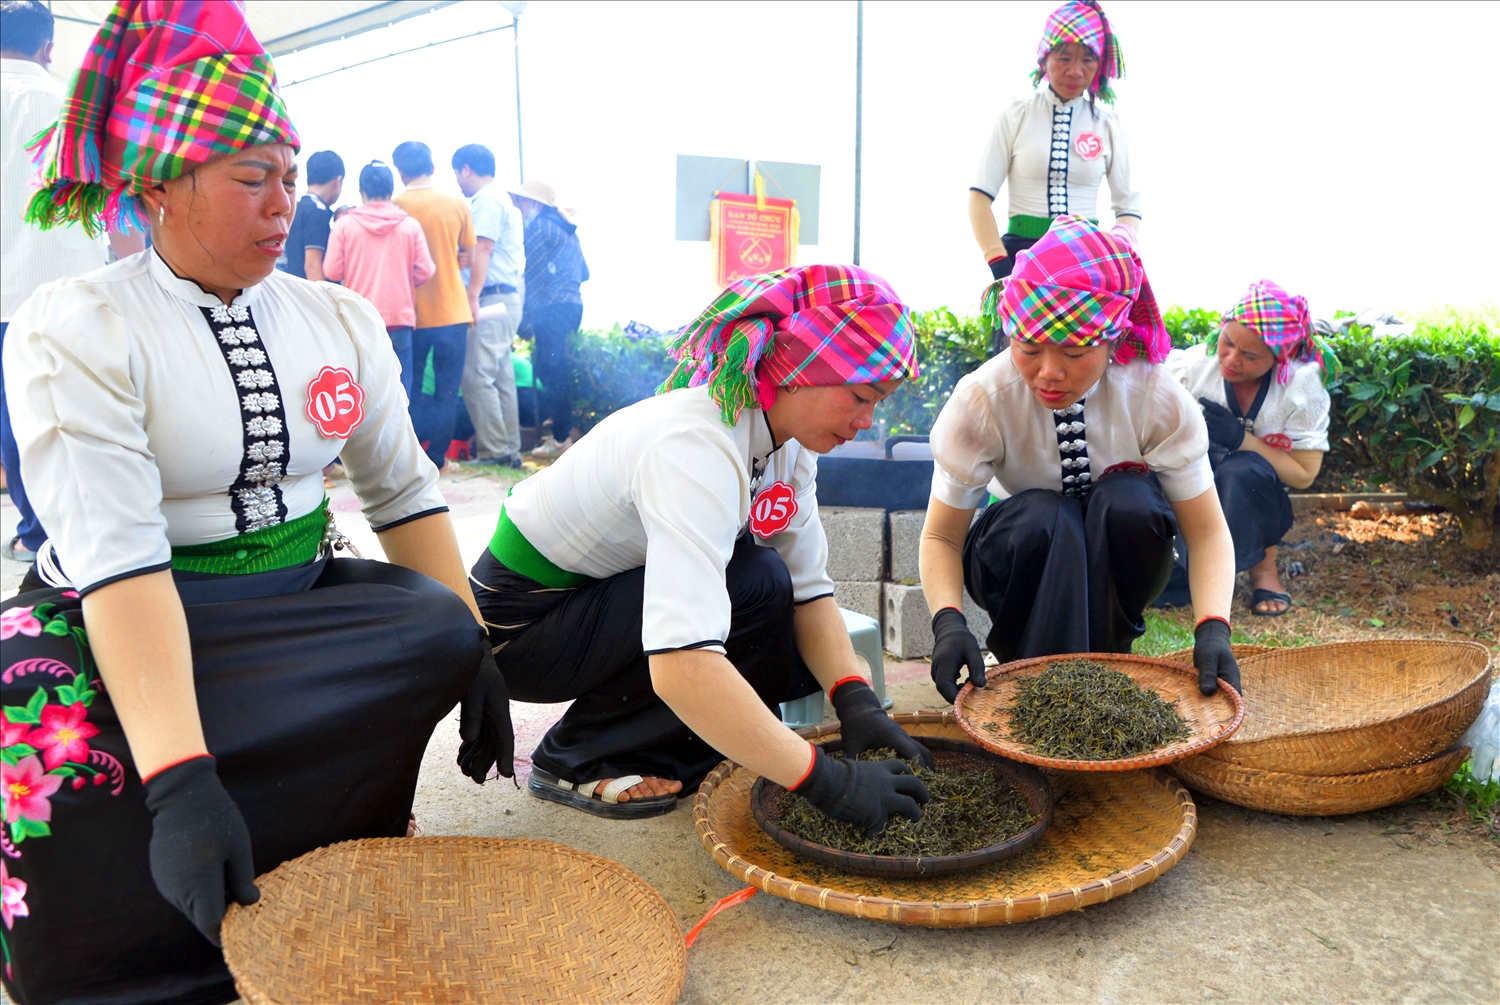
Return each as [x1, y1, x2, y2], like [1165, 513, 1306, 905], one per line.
[920, 217, 1242, 704]
[1, 4, 509, 1001]
[1163, 280, 1337, 616]
[968, 0, 1141, 330]
[469, 264, 938, 834]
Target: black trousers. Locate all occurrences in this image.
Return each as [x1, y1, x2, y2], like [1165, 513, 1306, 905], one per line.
[1157, 450, 1296, 606]
[525, 301, 583, 434]
[988, 234, 1039, 354]
[471, 535, 819, 789]
[0, 560, 481, 1005]
[963, 472, 1178, 663]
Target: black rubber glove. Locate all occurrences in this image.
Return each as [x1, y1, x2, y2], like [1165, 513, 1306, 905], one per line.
[1198, 398, 1246, 452]
[930, 607, 986, 704]
[1193, 617, 1242, 697]
[142, 756, 259, 947]
[457, 648, 515, 783]
[987, 255, 1009, 280]
[792, 747, 931, 838]
[831, 680, 933, 768]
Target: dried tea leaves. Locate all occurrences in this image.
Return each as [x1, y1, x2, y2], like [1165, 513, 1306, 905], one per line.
[1008, 659, 1190, 760]
[776, 749, 1037, 857]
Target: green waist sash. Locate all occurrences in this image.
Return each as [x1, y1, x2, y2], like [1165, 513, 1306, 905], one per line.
[171, 501, 329, 575]
[1007, 214, 1099, 240]
[487, 504, 589, 589]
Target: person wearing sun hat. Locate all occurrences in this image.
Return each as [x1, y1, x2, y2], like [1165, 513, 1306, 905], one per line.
[470, 263, 934, 830]
[1162, 279, 1337, 616]
[968, 0, 1141, 307]
[919, 216, 1241, 706]
[1, 3, 513, 1001]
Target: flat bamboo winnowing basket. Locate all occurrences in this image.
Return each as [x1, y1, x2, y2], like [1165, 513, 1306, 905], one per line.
[1161, 644, 1273, 665]
[221, 837, 687, 1005]
[1172, 745, 1471, 816]
[1202, 640, 1491, 774]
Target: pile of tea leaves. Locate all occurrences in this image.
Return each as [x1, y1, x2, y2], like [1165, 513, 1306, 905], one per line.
[1007, 658, 1190, 760]
[775, 749, 1036, 857]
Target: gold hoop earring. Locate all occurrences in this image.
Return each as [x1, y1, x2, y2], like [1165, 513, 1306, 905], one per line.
[785, 385, 798, 395]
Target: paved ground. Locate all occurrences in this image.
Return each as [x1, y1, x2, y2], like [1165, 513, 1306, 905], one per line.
[3, 472, 1496, 1004]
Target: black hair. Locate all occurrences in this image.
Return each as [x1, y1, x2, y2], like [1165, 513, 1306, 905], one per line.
[305, 150, 344, 186]
[358, 160, 394, 200]
[450, 143, 496, 178]
[391, 141, 434, 178]
[0, 1, 54, 56]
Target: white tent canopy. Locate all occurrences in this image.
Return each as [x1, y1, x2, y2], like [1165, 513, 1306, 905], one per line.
[42, 1, 461, 78]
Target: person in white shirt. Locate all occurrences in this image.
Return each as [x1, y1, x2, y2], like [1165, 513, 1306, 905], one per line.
[0, 6, 510, 1002]
[1162, 280, 1334, 616]
[919, 217, 1241, 704]
[968, 0, 1139, 314]
[471, 265, 935, 830]
[1, 0, 142, 563]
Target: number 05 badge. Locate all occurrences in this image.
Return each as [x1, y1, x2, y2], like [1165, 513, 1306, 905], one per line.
[305, 366, 365, 439]
[749, 480, 798, 537]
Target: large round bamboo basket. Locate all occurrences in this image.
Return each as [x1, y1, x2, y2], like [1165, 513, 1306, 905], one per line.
[694, 713, 1197, 927]
[955, 653, 1243, 771]
[1172, 745, 1471, 816]
[1202, 640, 1491, 773]
[1161, 644, 1273, 665]
[221, 837, 687, 1005]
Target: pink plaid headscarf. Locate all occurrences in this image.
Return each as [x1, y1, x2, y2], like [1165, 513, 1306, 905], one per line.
[1214, 279, 1335, 384]
[1035, 1, 1125, 102]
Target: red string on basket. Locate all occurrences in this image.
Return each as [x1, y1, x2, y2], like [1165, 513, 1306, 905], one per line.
[683, 886, 758, 948]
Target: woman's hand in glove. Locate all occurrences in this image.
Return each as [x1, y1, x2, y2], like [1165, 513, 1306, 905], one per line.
[1198, 398, 1246, 452]
[458, 648, 515, 783]
[142, 755, 258, 946]
[792, 746, 931, 837]
[831, 679, 933, 767]
[930, 607, 986, 704]
[1193, 616, 1242, 696]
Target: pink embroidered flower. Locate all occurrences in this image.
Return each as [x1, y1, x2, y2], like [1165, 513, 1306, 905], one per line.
[0, 712, 28, 749]
[0, 608, 41, 641]
[26, 703, 99, 770]
[2, 756, 62, 824]
[0, 861, 27, 929]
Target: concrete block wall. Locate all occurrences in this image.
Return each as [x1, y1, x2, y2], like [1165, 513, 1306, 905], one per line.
[882, 583, 992, 660]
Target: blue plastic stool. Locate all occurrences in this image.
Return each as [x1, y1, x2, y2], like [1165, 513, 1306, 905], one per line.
[779, 608, 891, 729]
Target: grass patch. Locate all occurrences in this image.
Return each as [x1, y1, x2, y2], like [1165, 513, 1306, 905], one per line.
[1133, 610, 1320, 657]
[1444, 761, 1500, 840]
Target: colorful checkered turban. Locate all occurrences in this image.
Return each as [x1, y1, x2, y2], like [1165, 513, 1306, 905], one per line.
[25, 0, 299, 236]
[658, 265, 919, 425]
[1034, 0, 1125, 103]
[1212, 279, 1339, 384]
[981, 215, 1168, 366]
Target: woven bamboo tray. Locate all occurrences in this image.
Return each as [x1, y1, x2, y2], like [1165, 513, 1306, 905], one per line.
[955, 653, 1244, 771]
[694, 713, 1197, 927]
[1201, 640, 1492, 774]
[221, 837, 687, 1005]
[1172, 745, 1471, 816]
[1161, 643, 1273, 665]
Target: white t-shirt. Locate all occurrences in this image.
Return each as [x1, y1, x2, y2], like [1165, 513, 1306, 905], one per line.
[3, 250, 446, 593]
[504, 384, 835, 655]
[929, 350, 1213, 510]
[972, 87, 1141, 225]
[1165, 343, 1331, 452]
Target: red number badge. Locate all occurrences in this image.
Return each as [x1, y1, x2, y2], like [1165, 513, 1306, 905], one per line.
[749, 480, 798, 537]
[1075, 132, 1103, 160]
[305, 366, 365, 439]
[1261, 433, 1293, 451]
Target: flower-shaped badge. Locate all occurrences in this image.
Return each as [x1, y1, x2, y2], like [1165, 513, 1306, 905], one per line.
[305, 366, 365, 439]
[749, 480, 798, 537]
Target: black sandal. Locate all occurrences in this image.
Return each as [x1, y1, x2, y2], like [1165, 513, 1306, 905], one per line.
[1251, 588, 1292, 617]
[527, 768, 679, 819]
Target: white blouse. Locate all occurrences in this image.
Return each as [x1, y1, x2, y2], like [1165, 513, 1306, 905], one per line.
[929, 350, 1214, 510]
[1165, 344, 1332, 452]
[503, 384, 835, 655]
[972, 88, 1141, 224]
[3, 250, 446, 593]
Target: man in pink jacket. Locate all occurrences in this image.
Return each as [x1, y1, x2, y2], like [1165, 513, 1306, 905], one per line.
[324, 160, 436, 398]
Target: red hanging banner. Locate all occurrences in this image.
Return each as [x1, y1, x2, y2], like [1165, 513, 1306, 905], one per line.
[710, 183, 798, 288]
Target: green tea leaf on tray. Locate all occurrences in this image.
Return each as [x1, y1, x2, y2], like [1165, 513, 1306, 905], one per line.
[1007, 659, 1190, 761]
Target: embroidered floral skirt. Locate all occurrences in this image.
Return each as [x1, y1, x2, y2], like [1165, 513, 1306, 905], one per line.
[0, 558, 482, 1005]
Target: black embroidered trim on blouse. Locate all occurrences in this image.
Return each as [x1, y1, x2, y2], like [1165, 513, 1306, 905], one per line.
[1053, 399, 1091, 499]
[1049, 105, 1072, 217]
[199, 302, 290, 533]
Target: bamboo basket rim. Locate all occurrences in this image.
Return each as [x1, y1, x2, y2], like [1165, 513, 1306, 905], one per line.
[954, 652, 1244, 771]
[693, 712, 1198, 927]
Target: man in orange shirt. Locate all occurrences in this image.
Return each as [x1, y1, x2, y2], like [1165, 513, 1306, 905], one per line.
[393, 140, 476, 469]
